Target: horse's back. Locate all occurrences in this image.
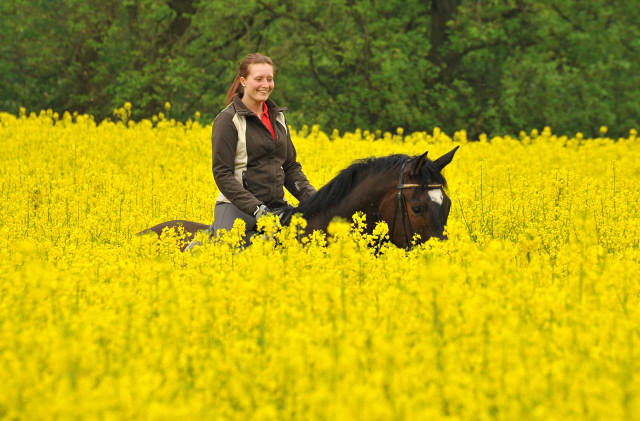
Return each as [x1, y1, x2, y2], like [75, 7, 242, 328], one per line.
[136, 220, 210, 239]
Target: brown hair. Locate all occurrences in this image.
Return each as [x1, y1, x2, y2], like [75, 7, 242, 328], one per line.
[225, 53, 275, 106]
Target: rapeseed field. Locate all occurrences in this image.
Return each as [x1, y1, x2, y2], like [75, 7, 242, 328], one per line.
[1, 107, 639, 420]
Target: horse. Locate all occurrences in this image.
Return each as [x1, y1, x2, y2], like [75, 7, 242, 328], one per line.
[137, 146, 459, 250]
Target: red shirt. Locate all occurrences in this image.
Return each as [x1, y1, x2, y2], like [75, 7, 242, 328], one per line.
[260, 102, 276, 141]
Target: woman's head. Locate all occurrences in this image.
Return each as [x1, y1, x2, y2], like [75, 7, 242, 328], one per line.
[226, 53, 275, 106]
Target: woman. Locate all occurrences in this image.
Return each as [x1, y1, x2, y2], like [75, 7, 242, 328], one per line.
[209, 53, 316, 244]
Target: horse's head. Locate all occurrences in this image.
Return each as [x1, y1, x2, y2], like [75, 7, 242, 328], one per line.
[385, 146, 459, 248]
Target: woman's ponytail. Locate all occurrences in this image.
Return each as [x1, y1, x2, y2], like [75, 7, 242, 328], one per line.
[225, 74, 244, 106]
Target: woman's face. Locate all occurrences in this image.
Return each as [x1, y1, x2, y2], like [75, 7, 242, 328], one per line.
[241, 63, 274, 105]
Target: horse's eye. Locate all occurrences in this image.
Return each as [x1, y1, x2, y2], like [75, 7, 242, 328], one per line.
[412, 205, 423, 214]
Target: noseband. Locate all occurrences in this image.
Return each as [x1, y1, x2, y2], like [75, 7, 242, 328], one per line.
[390, 159, 443, 249]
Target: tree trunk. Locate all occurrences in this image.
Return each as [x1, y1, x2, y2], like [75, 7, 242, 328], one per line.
[429, 0, 459, 69]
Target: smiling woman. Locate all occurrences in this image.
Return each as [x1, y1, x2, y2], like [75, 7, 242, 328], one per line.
[238, 63, 274, 116]
[201, 53, 317, 246]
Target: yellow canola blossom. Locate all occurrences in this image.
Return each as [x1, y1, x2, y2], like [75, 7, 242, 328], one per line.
[1, 110, 639, 420]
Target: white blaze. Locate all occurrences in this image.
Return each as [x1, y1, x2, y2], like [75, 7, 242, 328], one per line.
[428, 189, 443, 205]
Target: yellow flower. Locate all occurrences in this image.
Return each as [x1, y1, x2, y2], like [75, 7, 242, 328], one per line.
[2, 109, 640, 420]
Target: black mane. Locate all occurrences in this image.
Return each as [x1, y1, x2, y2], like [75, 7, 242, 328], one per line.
[296, 153, 447, 218]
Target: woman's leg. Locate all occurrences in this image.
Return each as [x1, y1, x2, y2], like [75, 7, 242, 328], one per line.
[212, 201, 257, 244]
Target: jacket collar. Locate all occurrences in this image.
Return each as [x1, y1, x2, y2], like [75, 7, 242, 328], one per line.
[232, 94, 287, 116]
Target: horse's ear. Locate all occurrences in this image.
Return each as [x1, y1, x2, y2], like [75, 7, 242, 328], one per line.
[433, 146, 460, 171]
[411, 151, 429, 176]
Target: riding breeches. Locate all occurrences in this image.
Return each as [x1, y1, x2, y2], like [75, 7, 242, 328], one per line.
[212, 201, 257, 244]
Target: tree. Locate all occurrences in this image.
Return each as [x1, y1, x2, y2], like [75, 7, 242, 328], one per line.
[1, 0, 638, 138]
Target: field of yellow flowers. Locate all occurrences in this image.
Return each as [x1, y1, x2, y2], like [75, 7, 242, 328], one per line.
[1, 107, 639, 420]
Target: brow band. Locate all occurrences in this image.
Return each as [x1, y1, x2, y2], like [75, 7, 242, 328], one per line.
[398, 184, 443, 189]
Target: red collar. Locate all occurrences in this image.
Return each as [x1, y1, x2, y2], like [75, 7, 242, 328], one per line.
[260, 102, 276, 141]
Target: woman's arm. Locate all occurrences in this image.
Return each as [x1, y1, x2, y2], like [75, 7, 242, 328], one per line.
[282, 130, 316, 202]
[211, 114, 262, 215]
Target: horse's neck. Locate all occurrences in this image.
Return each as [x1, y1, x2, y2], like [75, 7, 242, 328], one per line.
[305, 172, 395, 232]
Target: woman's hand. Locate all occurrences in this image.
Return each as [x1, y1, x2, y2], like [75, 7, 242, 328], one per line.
[253, 204, 271, 221]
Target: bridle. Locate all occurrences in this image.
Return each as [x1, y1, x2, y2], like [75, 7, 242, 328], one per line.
[389, 159, 443, 249]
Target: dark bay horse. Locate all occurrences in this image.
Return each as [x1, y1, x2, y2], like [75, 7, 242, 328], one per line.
[138, 146, 459, 250]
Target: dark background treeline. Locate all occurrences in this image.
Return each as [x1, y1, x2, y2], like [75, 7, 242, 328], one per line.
[1, 0, 638, 138]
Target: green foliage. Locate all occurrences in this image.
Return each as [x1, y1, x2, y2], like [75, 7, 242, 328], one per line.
[1, 0, 638, 138]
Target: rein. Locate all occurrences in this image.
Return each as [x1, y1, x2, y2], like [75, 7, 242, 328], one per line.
[389, 160, 443, 249]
